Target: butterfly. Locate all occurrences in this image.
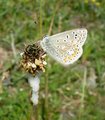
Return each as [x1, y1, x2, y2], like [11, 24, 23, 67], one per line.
[40, 28, 87, 65]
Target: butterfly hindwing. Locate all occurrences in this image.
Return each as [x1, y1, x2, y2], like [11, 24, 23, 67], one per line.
[40, 28, 87, 65]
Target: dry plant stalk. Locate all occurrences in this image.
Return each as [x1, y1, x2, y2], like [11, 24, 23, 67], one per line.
[20, 42, 47, 105]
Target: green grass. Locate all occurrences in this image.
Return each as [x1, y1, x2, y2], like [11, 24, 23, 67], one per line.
[0, 0, 105, 120]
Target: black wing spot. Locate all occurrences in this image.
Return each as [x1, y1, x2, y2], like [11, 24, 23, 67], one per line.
[67, 35, 69, 38]
[57, 45, 60, 48]
[75, 37, 77, 39]
[64, 39, 67, 42]
[56, 40, 59, 42]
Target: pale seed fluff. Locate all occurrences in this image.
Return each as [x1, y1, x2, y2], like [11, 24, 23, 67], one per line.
[31, 92, 39, 105]
[28, 74, 40, 105]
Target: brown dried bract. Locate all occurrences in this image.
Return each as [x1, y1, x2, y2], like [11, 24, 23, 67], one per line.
[20, 42, 47, 76]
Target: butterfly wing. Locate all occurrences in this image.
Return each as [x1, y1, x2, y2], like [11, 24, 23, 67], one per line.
[40, 28, 87, 65]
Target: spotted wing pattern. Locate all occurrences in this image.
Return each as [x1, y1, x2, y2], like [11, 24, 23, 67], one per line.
[40, 28, 87, 65]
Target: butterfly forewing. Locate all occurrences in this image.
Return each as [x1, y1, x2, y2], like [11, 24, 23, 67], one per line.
[41, 37, 63, 62]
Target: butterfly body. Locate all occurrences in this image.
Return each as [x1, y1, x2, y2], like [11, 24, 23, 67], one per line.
[40, 28, 87, 65]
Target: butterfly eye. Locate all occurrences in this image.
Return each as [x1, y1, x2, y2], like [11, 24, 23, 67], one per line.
[43, 35, 49, 39]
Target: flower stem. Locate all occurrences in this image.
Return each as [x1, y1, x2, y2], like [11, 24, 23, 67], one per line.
[44, 69, 49, 120]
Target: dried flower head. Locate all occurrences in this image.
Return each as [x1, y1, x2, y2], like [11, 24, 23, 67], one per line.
[20, 42, 47, 76]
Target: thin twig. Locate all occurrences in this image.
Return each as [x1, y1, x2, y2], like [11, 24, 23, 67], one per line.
[33, 105, 39, 120]
[11, 33, 17, 59]
[0, 78, 3, 94]
[48, 0, 62, 35]
[81, 67, 87, 107]
[79, 67, 87, 119]
[44, 1, 62, 120]
[44, 67, 49, 120]
[39, 0, 43, 36]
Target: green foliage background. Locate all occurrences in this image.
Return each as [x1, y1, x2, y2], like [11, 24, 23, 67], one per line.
[0, 0, 105, 120]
